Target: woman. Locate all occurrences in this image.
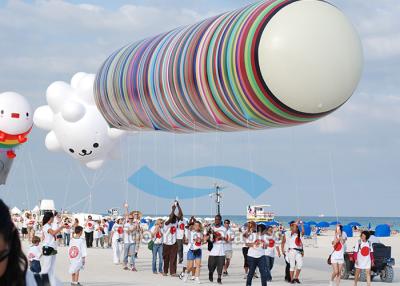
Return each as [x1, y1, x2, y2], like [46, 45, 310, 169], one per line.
[183, 220, 205, 284]
[63, 218, 72, 247]
[242, 221, 256, 279]
[0, 199, 37, 285]
[150, 219, 164, 274]
[282, 221, 304, 284]
[110, 218, 124, 265]
[330, 225, 347, 286]
[42, 212, 64, 279]
[354, 231, 374, 286]
[264, 226, 281, 282]
[246, 224, 267, 286]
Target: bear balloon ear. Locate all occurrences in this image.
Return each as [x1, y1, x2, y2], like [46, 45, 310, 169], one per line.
[33, 106, 54, 130]
[70, 72, 88, 89]
[45, 131, 62, 152]
[61, 101, 86, 122]
[71, 72, 96, 105]
[46, 81, 72, 113]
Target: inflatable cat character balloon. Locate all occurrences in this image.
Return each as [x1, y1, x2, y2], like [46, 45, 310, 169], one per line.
[33, 73, 126, 169]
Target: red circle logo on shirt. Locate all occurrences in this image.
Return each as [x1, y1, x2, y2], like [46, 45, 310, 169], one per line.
[195, 238, 202, 247]
[295, 237, 302, 247]
[156, 232, 162, 239]
[28, 253, 35, 260]
[117, 227, 123, 234]
[179, 223, 185, 230]
[170, 226, 176, 234]
[69, 246, 79, 259]
[361, 246, 370, 256]
[269, 239, 275, 248]
[334, 242, 342, 251]
[88, 222, 92, 228]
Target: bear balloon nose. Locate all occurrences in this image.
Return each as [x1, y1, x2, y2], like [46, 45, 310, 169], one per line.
[82, 149, 87, 154]
[11, 113, 20, 119]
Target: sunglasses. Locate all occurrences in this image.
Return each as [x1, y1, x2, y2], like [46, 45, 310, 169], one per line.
[0, 249, 10, 262]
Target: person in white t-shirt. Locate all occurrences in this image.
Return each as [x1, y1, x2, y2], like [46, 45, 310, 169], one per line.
[281, 221, 304, 284]
[110, 218, 124, 265]
[122, 214, 138, 271]
[28, 236, 42, 274]
[245, 224, 268, 286]
[206, 214, 227, 284]
[223, 219, 234, 276]
[63, 218, 72, 247]
[264, 226, 281, 282]
[21, 213, 29, 241]
[151, 219, 164, 274]
[354, 231, 374, 286]
[41, 212, 64, 281]
[84, 215, 94, 248]
[182, 220, 205, 284]
[177, 218, 186, 264]
[68, 226, 87, 286]
[330, 225, 347, 286]
[162, 201, 183, 276]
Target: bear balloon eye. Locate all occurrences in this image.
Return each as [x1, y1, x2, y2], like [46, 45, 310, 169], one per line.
[26, 112, 29, 117]
[0, 110, 3, 115]
[69, 148, 75, 153]
[93, 143, 99, 148]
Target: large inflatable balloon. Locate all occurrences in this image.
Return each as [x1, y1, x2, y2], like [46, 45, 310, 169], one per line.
[34, 73, 126, 169]
[94, 0, 363, 132]
[0, 92, 33, 184]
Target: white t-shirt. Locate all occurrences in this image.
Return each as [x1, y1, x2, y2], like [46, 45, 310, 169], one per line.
[247, 233, 266, 258]
[286, 231, 303, 250]
[331, 232, 347, 260]
[84, 220, 95, 233]
[123, 223, 133, 244]
[111, 223, 124, 242]
[177, 220, 185, 240]
[355, 240, 373, 269]
[224, 228, 234, 252]
[151, 226, 164, 244]
[103, 222, 109, 236]
[64, 223, 72, 234]
[22, 217, 28, 228]
[163, 222, 178, 245]
[265, 235, 278, 257]
[28, 245, 42, 261]
[69, 237, 87, 263]
[189, 230, 203, 251]
[209, 225, 226, 256]
[43, 223, 56, 248]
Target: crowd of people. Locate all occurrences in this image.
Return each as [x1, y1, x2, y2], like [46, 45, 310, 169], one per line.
[1, 199, 379, 286]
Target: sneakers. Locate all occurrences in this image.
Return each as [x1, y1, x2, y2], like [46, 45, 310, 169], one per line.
[254, 272, 259, 278]
[292, 279, 301, 284]
[190, 276, 195, 281]
[195, 277, 201, 284]
[123, 266, 129, 270]
[131, 266, 137, 272]
[217, 277, 222, 284]
[223, 271, 228, 277]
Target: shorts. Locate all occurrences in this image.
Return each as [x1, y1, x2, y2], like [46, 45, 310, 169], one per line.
[56, 234, 62, 239]
[22, 228, 28, 235]
[225, 250, 233, 259]
[30, 260, 41, 274]
[331, 258, 344, 264]
[187, 249, 202, 261]
[288, 249, 303, 271]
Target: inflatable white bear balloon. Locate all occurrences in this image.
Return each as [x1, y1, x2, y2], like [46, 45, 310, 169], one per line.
[34, 73, 126, 169]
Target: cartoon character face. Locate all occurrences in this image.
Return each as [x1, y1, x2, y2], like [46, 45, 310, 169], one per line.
[0, 92, 33, 135]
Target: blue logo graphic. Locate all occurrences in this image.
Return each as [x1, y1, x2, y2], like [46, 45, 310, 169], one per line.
[128, 166, 271, 199]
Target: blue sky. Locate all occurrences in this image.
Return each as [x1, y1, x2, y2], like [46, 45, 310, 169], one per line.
[0, 0, 399, 216]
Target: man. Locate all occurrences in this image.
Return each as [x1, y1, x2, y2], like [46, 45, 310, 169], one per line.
[207, 215, 226, 284]
[176, 217, 186, 264]
[122, 213, 137, 271]
[84, 215, 94, 248]
[163, 201, 183, 276]
[281, 220, 304, 284]
[223, 219, 234, 276]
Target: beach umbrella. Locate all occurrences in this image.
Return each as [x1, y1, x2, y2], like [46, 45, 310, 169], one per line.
[368, 222, 371, 230]
[375, 224, 390, 237]
[330, 221, 341, 226]
[307, 221, 317, 226]
[11, 207, 21, 215]
[316, 221, 330, 228]
[348, 222, 361, 227]
[343, 225, 353, 237]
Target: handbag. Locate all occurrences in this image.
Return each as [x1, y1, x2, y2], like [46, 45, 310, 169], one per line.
[42, 246, 57, 256]
[148, 240, 154, 251]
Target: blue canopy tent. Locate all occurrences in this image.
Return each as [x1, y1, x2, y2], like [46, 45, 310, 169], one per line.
[258, 221, 279, 227]
[375, 224, 391, 237]
[307, 221, 317, 226]
[330, 221, 341, 226]
[300, 223, 312, 237]
[348, 222, 361, 227]
[316, 221, 330, 228]
[343, 225, 353, 237]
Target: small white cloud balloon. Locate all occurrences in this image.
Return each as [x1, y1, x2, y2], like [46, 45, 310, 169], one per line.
[34, 73, 126, 169]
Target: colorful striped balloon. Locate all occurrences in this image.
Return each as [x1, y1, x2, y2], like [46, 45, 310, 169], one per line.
[94, 0, 362, 132]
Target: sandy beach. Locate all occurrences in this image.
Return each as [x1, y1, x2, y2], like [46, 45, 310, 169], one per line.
[23, 232, 399, 286]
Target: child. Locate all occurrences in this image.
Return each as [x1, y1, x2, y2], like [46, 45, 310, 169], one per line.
[69, 226, 87, 286]
[28, 236, 42, 274]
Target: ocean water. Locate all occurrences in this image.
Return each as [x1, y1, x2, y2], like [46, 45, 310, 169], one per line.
[147, 215, 400, 231]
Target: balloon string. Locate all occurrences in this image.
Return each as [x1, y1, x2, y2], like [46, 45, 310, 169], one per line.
[246, 119, 255, 205]
[291, 129, 300, 218]
[27, 149, 46, 201]
[329, 151, 339, 222]
[64, 194, 90, 211]
[137, 130, 142, 212]
[61, 163, 73, 211]
[23, 157, 30, 210]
